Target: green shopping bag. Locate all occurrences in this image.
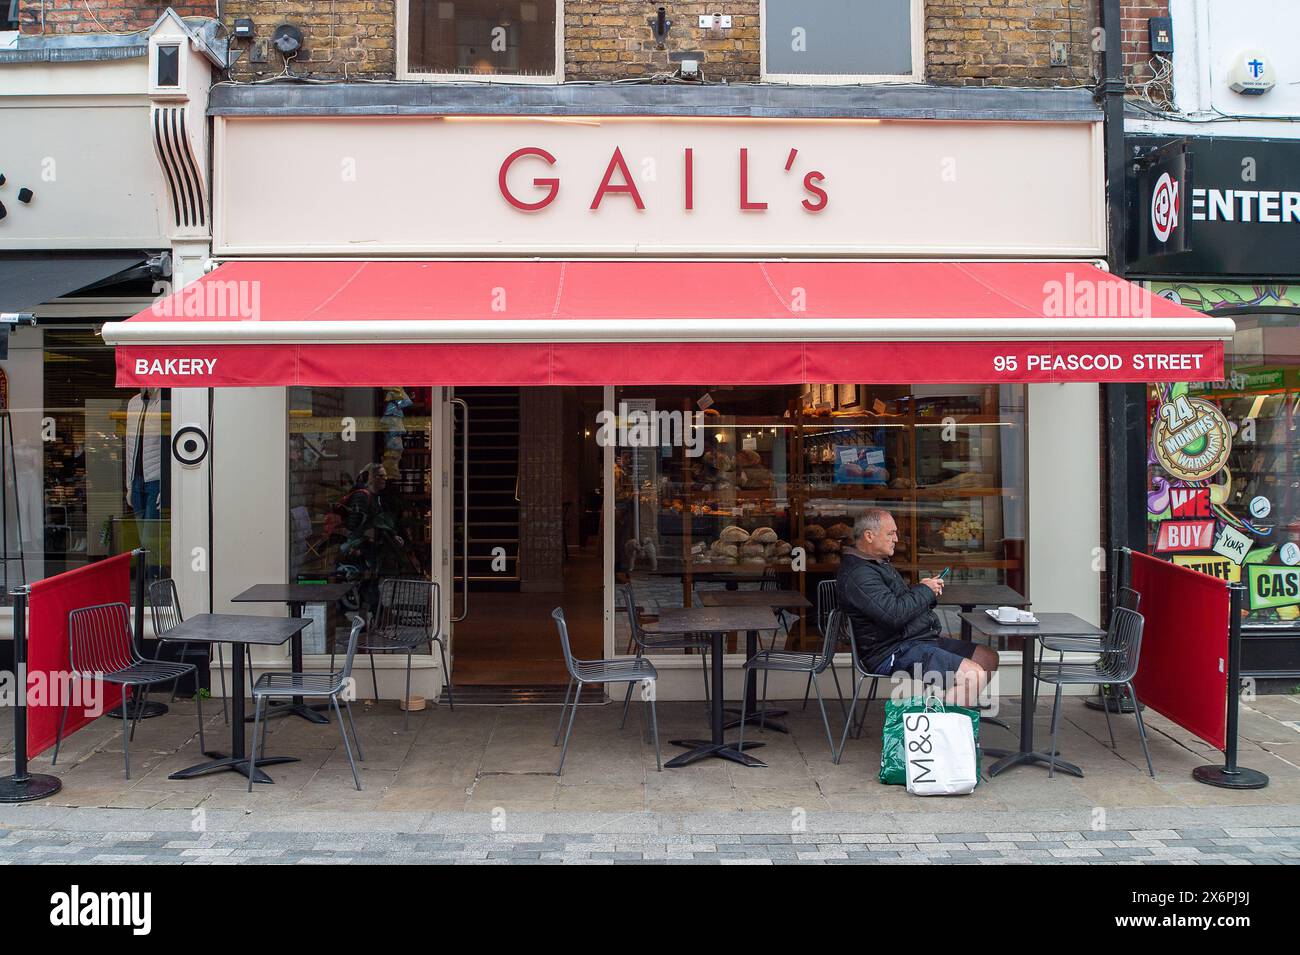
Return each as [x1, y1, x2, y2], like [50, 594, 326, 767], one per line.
[880, 695, 982, 786]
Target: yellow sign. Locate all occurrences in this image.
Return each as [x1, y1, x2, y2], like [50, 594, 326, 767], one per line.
[1172, 554, 1241, 583]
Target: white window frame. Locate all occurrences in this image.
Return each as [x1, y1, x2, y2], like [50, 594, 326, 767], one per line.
[397, 0, 564, 84]
[760, 0, 925, 85]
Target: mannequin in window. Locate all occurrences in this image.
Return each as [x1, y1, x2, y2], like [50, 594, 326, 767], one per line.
[125, 387, 164, 571]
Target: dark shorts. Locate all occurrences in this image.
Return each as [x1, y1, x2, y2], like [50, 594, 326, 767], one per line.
[886, 636, 980, 689]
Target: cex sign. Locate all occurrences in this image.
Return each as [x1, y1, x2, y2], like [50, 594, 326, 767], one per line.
[215, 116, 1105, 257]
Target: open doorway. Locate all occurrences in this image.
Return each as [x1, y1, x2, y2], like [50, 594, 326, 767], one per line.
[449, 386, 605, 686]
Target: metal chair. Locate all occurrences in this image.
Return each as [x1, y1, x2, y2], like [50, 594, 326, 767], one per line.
[148, 578, 253, 725]
[802, 578, 846, 710]
[250, 614, 366, 791]
[833, 616, 895, 764]
[740, 608, 848, 760]
[1033, 586, 1141, 709]
[1036, 606, 1154, 778]
[553, 607, 661, 776]
[55, 602, 205, 779]
[619, 583, 710, 726]
[760, 566, 794, 647]
[353, 577, 452, 730]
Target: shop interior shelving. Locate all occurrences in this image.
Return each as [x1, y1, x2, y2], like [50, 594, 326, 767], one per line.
[640, 387, 1023, 649]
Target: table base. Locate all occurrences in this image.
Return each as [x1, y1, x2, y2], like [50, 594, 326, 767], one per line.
[722, 706, 789, 734]
[168, 753, 300, 785]
[104, 700, 169, 721]
[987, 749, 1083, 778]
[244, 701, 330, 725]
[667, 739, 766, 768]
[1084, 694, 1143, 714]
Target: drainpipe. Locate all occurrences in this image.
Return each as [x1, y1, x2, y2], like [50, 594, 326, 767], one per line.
[1101, 0, 1146, 583]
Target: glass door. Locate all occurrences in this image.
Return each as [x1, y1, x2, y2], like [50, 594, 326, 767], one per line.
[446, 386, 605, 687]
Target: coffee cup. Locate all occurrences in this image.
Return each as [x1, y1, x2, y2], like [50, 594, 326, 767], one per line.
[996, 606, 1018, 623]
[1017, 609, 1035, 624]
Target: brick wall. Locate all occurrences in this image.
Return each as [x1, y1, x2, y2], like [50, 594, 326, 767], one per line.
[17, 1, 215, 34]
[1121, 0, 1170, 86]
[17, 0, 1106, 86]
[221, 0, 397, 79]
[927, 0, 1097, 86]
[565, 1, 759, 82]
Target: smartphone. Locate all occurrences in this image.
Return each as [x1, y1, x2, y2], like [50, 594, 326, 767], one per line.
[938, 567, 951, 580]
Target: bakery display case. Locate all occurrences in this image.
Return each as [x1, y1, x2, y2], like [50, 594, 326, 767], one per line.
[614, 384, 1027, 644]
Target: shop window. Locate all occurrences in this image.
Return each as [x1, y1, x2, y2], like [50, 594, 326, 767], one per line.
[287, 387, 434, 655]
[613, 383, 1026, 653]
[761, 0, 924, 83]
[1145, 290, 1300, 629]
[401, 0, 561, 82]
[0, 327, 171, 601]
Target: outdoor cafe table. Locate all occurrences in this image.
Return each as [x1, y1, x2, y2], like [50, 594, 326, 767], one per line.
[940, 583, 1029, 641]
[162, 613, 311, 784]
[644, 606, 783, 768]
[960, 611, 1105, 778]
[231, 583, 353, 724]
[697, 589, 812, 733]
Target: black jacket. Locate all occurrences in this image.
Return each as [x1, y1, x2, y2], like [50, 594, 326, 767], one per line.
[836, 548, 941, 672]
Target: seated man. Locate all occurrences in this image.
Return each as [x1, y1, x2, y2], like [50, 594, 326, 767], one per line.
[836, 508, 997, 706]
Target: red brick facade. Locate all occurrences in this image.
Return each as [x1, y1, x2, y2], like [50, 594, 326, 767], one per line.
[17, 1, 215, 34]
[17, 1, 1108, 87]
[1120, 0, 1171, 86]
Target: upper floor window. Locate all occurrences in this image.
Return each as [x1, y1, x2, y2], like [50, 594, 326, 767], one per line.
[3, 0, 20, 32]
[761, 0, 924, 84]
[400, 0, 562, 82]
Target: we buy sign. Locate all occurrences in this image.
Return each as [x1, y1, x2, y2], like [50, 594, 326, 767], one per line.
[1170, 487, 1211, 519]
[1156, 520, 1215, 553]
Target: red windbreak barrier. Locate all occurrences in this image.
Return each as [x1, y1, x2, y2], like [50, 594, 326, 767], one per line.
[1130, 551, 1230, 751]
[26, 553, 132, 758]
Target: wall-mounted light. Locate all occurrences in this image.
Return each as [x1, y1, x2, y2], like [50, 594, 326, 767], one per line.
[649, 5, 672, 48]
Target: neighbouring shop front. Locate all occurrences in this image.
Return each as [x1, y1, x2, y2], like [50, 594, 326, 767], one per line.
[101, 87, 1231, 701]
[0, 14, 220, 670]
[1128, 134, 1300, 677]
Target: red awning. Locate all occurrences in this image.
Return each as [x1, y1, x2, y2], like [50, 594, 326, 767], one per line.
[103, 260, 1231, 387]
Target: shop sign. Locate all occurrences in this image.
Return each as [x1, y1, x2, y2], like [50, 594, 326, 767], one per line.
[1132, 139, 1191, 262]
[1212, 524, 1252, 564]
[1156, 519, 1215, 553]
[1172, 554, 1242, 583]
[216, 116, 1105, 257]
[1152, 395, 1232, 482]
[1169, 487, 1210, 518]
[1247, 564, 1300, 611]
[1128, 136, 1300, 278]
[1187, 366, 1292, 396]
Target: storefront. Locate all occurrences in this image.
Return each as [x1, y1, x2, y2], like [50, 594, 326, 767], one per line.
[101, 86, 1230, 700]
[1127, 135, 1300, 678]
[0, 13, 220, 655]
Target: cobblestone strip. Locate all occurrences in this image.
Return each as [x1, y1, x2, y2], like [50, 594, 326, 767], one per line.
[0, 828, 1297, 864]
